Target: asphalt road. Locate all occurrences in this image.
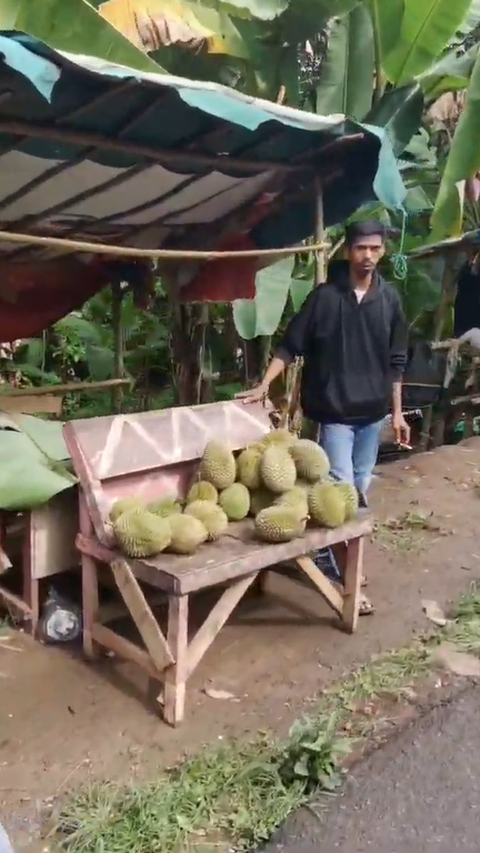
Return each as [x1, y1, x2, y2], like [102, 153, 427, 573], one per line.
[264, 683, 480, 852]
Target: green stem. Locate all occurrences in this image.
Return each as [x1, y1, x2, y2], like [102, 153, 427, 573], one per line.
[370, 2, 386, 108]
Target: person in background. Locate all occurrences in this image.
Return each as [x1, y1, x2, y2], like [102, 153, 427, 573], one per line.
[242, 220, 410, 614]
[454, 251, 480, 338]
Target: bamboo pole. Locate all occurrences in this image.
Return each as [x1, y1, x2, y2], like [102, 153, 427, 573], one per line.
[0, 228, 330, 260]
[111, 282, 125, 414]
[0, 119, 299, 175]
[0, 377, 131, 397]
[314, 176, 325, 285]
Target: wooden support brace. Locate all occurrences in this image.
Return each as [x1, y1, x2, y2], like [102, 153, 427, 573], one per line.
[186, 572, 259, 679]
[110, 558, 174, 672]
[294, 555, 344, 616]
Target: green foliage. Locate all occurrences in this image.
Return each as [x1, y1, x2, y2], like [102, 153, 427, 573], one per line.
[431, 46, 480, 239]
[281, 716, 351, 792]
[375, 0, 473, 86]
[315, 4, 374, 119]
[0, 0, 164, 72]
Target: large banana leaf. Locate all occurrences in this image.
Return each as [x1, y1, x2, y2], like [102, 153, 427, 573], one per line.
[373, 0, 473, 86]
[0, 0, 163, 73]
[430, 48, 480, 239]
[201, 0, 289, 21]
[364, 83, 424, 154]
[316, 4, 374, 120]
[99, 0, 251, 58]
[420, 43, 480, 101]
[233, 258, 294, 339]
[0, 414, 75, 511]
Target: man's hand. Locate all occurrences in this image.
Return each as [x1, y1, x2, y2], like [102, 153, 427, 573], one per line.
[237, 381, 269, 405]
[392, 412, 411, 447]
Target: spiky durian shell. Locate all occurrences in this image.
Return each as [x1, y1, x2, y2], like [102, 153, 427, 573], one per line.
[249, 487, 275, 516]
[308, 482, 346, 528]
[147, 496, 182, 517]
[254, 505, 307, 543]
[109, 497, 143, 523]
[259, 427, 297, 449]
[219, 483, 250, 520]
[112, 509, 172, 558]
[334, 482, 359, 520]
[289, 439, 330, 482]
[186, 480, 218, 505]
[260, 446, 297, 494]
[184, 500, 228, 541]
[168, 514, 208, 554]
[200, 441, 236, 490]
[236, 447, 263, 490]
[274, 486, 309, 515]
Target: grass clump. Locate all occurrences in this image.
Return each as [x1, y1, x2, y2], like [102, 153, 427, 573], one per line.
[57, 585, 480, 853]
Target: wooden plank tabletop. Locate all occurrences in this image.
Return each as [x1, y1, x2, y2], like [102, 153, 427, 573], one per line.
[78, 512, 373, 595]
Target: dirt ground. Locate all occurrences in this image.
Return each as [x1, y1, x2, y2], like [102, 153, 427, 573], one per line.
[2, 439, 480, 852]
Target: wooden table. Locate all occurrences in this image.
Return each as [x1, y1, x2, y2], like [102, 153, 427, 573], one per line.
[65, 401, 372, 726]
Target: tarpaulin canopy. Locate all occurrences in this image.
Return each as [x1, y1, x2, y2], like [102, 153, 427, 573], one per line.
[0, 31, 406, 341]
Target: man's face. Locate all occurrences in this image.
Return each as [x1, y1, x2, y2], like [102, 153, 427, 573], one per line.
[348, 234, 385, 277]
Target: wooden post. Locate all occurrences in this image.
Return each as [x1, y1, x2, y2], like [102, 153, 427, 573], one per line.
[111, 282, 124, 414]
[314, 177, 325, 286]
[420, 262, 457, 450]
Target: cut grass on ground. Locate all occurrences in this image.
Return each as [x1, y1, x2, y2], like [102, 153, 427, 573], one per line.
[56, 585, 480, 853]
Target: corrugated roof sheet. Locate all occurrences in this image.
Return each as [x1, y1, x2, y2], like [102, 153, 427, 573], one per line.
[0, 31, 406, 265]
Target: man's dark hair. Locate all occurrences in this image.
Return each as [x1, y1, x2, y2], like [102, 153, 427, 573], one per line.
[345, 220, 386, 246]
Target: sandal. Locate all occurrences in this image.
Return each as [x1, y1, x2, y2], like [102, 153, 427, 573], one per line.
[359, 594, 375, 616]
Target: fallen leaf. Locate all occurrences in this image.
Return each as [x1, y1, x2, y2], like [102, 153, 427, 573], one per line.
[421, 599, 449, 627]
[433, 642, 480, 677]
[204, 687, 238, 701]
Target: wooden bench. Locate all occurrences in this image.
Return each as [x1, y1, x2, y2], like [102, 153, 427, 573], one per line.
[64, 401, 372, 726]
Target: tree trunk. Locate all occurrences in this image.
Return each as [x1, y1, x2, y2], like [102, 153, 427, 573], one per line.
[170, 302, 210, 406]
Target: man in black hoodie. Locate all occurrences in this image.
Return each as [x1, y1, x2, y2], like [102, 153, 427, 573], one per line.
[243, 221, 410, 611]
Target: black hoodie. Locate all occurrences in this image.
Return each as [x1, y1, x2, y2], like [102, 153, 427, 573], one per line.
[276, 261, 408, 425]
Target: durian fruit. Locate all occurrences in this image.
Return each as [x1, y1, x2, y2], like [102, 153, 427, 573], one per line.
[274, 486, 309, 515]
[186, 480, 218, 505]
[200, 440, 236, 490]
[219, 482, 250, 520]
[168, 514, 208, 554]
[260, 427, 297, 449]
[308, 482, 347, 529]
[295, 478, 311, 493]
[109, 497, 143, 523]
[260, 445, 297, 494]
[147, 496, 182, 517]
[289, 439, 330, 482]
[184, 499, 228, 541]
[334, 482, 359, 520]
[246, 440, 264, 453]
[255, 505, 307, 543]
[236, 447, 263, 490]
[249, 487, 275, 516]
[112, 509, 171, 558]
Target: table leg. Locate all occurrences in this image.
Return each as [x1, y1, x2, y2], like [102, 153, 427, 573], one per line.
[82, 553, 100, 659]
[164, 595, 189, 727]
[342, 536, 363, 633]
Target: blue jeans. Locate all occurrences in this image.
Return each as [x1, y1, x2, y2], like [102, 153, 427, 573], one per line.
[313, 419, 384, 578]
[319, 419, 384, 498]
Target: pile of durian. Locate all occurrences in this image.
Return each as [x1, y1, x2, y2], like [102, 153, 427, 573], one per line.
[108, 429, 359, 559]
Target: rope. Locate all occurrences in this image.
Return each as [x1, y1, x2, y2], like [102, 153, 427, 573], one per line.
[391, 211, 408, 280]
